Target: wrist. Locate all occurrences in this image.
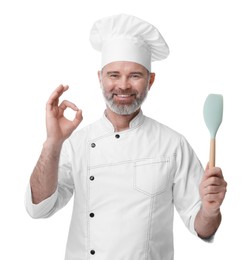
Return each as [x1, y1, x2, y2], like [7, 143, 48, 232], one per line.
[43, 138, 63, 152]
[200, 207, 221, 219]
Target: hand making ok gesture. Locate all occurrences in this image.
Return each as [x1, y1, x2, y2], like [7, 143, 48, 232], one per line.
[46, 84, 83, 145]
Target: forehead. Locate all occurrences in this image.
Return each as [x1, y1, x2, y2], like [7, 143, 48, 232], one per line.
[102, 61, 148, 74]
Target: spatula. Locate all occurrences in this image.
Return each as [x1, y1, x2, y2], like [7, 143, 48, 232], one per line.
[203, 94, 223, 169]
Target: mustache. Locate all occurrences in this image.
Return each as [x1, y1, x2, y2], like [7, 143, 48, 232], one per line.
[112, 91, 138, 96]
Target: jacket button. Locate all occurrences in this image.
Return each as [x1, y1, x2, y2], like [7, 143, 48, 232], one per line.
[91, 143, 96, 148]
[115, 134, 120, 138]
[90, 250, 95, 255]
[90, 213, 95, 218]
[89, 176, 95, 181]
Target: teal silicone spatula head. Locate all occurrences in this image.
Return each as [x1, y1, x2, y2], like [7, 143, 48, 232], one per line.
[203, 94, 223, 168]
[203, 94, 223, 139]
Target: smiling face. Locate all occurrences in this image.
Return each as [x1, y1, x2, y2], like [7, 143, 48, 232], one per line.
[98, 61, 155, 115]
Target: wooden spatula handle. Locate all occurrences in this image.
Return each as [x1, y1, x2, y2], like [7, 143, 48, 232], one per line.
[209, 138, 215, 169]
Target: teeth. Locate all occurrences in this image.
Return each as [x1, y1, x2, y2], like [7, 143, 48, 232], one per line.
[116, 94, 131, 98]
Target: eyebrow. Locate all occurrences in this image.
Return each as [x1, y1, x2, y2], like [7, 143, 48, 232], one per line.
[129, 72, 145, 76]
[106, 71, 120, 75]
[106, 71, 145, 76]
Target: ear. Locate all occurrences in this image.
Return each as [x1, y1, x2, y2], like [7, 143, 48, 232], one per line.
[98, 70, 102, 83]
[148, 72, 155, 90]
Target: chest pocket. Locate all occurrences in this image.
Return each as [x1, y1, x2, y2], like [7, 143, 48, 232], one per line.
[133, 156, 174, 197]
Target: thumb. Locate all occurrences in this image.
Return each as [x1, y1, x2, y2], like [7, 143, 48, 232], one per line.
[201, 162, 209, 181]
[72, 109, 83, 128]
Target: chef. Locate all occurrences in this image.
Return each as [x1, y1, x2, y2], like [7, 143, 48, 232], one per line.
[25, 14, 227, 260]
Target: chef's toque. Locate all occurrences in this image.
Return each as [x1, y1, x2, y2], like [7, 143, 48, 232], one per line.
[89, 13, 169, 71]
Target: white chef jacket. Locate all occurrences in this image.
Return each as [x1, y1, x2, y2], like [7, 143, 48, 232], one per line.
[26, 110, 204, 260]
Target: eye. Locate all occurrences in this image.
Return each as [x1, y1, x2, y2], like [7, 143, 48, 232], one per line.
[130, 73, 143, 79]
[108, 74, 120, 79]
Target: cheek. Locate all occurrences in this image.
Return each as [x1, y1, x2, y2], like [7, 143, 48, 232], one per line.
[101, 81, 115, 97]
[135, 81, 149, 94]
[101, 79, 115, 90]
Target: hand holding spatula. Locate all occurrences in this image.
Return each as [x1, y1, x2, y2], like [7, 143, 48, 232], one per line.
[194, 94, 226, 239]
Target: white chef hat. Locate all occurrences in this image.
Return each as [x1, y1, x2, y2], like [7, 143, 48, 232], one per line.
[89, 14, 169, 71]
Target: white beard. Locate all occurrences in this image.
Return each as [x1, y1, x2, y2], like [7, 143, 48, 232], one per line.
[101, 84, 149, 115]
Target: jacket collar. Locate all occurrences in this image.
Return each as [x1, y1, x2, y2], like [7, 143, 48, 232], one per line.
[102, 110, 145, 132]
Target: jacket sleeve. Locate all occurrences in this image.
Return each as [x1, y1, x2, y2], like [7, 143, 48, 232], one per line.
[25, 139, 74, 219]
[173, 136, 204, 236]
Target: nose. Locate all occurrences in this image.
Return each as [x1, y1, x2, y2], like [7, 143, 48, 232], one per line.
[118, 76, 131, 91]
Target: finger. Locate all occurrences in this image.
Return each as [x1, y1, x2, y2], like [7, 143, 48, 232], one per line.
[203, 167, 223, 181]
[58, 100, 79, 114]
[47, 85, 69, 109]
[203, 183, 227, 195]
[204, 192, 226, 204]
[202, 176, 224, 187]
[72, 109, 83, 128]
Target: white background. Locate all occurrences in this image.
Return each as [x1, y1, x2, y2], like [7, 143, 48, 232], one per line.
[0, 0, 251, 259]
